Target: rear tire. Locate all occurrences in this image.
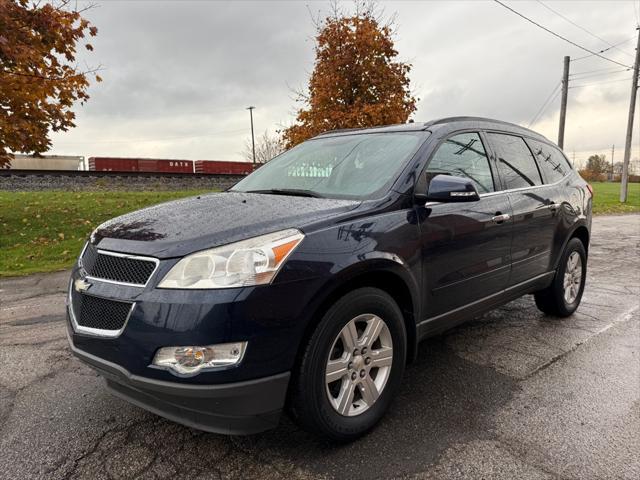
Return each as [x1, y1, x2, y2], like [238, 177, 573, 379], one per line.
[288, 287, 407, 442]
[534, 238, 587, 317]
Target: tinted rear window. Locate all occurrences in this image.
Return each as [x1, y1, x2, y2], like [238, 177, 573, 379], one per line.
[527, 139, 573, 183]
[487, 133, 542, 190]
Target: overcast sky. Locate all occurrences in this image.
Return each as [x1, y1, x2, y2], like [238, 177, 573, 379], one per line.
[48, 0, 640, 168]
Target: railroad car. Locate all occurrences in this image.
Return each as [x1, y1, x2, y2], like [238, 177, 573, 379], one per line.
[89, 157, 194, 173]
[89, 157, 139, 172]
[195, 160, 255, 175]
[88, 157, 253, 175]
[9, 154, 83, 170]
[138, 159, 193, 173]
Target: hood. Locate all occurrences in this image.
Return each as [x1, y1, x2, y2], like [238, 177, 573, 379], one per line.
[92, 191, 361, 258]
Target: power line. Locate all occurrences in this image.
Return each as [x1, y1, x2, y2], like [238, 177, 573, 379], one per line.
[493, 0, 633, 69]
[529, 81, 561, 126]
[572, 37, 636, 61]
[570, 145, 640, 153]
[571, 66, 628, 75]
[570, 67, 631, 77]
[536, 0, 634, 58]
[540, 89, 561, 124]
[570, 68, 632, 80]
[570, 77, 633, 89]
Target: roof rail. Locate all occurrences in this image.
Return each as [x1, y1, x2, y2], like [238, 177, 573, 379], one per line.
[423, 116, 545, 137]
[315, 122, 428, 137]
[313, 117, 548, 141]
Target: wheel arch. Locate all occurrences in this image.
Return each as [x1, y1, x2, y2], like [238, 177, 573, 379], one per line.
[554, 222, 590, 270]
[570, 224, 590, 256]
[294, 260, 420, 370]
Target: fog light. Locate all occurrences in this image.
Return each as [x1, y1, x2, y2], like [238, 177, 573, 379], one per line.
[152, 342, 247, 376]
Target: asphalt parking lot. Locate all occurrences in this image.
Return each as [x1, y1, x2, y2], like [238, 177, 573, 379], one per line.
[1, 214, 638, 480]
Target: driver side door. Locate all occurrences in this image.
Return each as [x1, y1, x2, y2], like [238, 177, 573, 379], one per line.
[418, 131, 513, 327]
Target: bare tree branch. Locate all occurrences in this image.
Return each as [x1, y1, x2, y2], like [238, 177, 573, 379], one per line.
[242, 130, 286, 164]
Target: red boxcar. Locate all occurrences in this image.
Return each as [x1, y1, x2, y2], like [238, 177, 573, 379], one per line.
[88, 157, 194, 173]
[89, 157, 139, 172]
[195, 160, 254, 175]
[138, 159, 193, 173]
[87, 157, 252, 175]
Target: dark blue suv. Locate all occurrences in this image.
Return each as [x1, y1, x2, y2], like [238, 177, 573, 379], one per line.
[67, 117, 592, 441]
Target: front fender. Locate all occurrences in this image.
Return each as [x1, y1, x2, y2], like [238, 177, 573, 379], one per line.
[276, 208, 422, 316]
[274, 210, 422, 361]
[329, 255, 421, 315]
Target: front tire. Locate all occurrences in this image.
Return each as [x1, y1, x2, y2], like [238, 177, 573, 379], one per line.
[534, 238, 587, 317]
[288, 287, 407, 442]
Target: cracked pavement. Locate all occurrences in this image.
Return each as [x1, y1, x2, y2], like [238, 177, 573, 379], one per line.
[1, 215, 638, 480]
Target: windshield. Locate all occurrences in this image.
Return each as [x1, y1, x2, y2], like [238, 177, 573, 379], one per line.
[231, 132, 426, 199]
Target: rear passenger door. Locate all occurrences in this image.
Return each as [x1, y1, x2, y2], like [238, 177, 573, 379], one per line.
[486, 133, 558, 285]
[420, 132, 513, 319]
[526, 139, 575, 269]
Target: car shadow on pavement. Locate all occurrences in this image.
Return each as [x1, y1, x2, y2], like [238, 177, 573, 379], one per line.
[51, 323, 519, 480]
[215, 332, 519, 479]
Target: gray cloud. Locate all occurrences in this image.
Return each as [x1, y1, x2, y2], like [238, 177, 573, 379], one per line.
[50, 0, 639, 166]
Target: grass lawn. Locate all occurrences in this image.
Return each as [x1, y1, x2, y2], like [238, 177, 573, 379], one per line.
[591, 182, 640, 215]
[0, 190, 210, 277]
[1, 183, 638, 277]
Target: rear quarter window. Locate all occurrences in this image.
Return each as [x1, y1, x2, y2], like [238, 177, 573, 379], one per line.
[527, 139, 573, 184]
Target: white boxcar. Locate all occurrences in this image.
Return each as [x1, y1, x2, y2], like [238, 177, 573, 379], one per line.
[9, 154, 84, 170]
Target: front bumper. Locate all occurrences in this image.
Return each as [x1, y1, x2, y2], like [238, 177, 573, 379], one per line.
[65, 247, 329, 434]
[69, 339, 290, 434]
[66, 262, 324, 384]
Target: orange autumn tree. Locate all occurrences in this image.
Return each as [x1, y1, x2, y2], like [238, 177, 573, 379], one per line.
[282, 4, 417, 148]
[0, 0, 100, 167]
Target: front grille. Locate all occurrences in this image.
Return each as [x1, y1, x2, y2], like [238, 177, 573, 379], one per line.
[71, 288, 133, 332]
[81, 243, 157, 286]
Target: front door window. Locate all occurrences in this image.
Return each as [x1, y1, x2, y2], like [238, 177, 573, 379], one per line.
[426, 132, 495, 194]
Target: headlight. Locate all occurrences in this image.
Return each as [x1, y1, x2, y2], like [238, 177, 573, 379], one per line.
[158, 229, 304, 289]
[152, 342, 247, 376]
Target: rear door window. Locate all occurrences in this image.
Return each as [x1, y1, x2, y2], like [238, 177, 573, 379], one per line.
[426, 132, 495, 193]
[527, 139, 573, 184]
[487, 133, 543, 190]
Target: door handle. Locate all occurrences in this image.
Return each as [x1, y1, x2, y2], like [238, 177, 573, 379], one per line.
[492, 213, 511, 224]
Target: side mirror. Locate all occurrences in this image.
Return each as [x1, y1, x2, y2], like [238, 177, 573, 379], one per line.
[419, 174, 480, 203]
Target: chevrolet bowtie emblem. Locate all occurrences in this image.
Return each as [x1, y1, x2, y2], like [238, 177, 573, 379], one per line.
[74, 278, 92, 293]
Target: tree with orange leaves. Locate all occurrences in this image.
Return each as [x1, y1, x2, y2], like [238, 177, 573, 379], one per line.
[282, 3, 417, 148]
[0, 0, 101, 167]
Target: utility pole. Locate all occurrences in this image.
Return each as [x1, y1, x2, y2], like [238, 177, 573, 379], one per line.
[611, 144, 615, 180]
[621, 27, 640, 202]
[558, 55, 570, 149]
[246, 106, 256, 165]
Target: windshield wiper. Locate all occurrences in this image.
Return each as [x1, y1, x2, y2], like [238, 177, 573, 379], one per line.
[245, 188, 324, 198]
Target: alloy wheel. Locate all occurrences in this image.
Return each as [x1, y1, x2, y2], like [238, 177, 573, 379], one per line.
[563, 251, 583, 304]
[325, 314, 393, 417]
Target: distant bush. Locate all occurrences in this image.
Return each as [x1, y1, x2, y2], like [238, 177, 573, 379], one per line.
[578, 169, 606, 182]
[589, 173, 640, 183]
